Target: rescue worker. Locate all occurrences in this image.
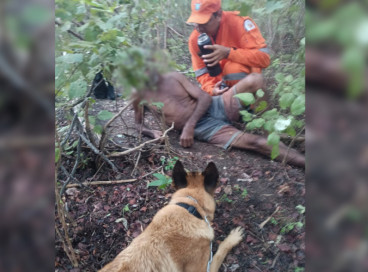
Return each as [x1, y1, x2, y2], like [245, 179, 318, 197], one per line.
[187, 0, 270, 96]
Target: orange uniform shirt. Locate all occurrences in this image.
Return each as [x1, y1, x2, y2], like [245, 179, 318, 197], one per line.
[188, 11, 270, 95]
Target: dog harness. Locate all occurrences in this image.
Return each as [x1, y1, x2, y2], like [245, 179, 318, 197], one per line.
[176, 196, 213, 272]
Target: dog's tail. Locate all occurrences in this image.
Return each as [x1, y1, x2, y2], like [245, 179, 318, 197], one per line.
[210, 227, 244, 272]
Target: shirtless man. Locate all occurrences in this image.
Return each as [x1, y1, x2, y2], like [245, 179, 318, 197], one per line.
[133, 72, 305, 167]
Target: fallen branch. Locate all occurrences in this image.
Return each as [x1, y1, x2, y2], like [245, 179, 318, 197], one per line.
[61, 112, 78, 148]
[167, 25, 184, 38]
[66, 178, 137, 188]
[140, 166, 163, 179]
[108, 122, 174, 158]
[104, 100, 133, 129]
[55, 133, 79, 268]
[259, 206, 280, 229]
[78, 132, 119, 172]
[60, 137, 82, 196]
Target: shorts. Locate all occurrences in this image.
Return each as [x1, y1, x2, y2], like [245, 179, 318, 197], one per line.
[194, 92, 243, 149]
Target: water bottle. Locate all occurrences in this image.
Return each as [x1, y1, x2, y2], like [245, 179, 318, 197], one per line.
[197, 33, 222, 77]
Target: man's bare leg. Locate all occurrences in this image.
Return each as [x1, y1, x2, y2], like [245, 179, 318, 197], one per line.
[231, 72, 264, 95]
[231, 132, 305, 168]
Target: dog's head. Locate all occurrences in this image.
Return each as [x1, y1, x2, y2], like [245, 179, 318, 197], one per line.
[171, 160, 219, 221]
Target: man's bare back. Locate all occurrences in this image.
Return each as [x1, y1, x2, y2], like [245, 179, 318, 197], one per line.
[140, 72, 201, 129]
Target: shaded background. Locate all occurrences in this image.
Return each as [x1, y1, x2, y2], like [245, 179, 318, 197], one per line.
[306, 0, 368, 271]
[0, 0, 367, 272]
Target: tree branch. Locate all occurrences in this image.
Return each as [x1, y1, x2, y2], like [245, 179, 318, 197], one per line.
[108, 122, 174, 157]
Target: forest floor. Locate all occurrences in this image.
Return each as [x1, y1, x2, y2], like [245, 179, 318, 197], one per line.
[55, 98, 305, 272]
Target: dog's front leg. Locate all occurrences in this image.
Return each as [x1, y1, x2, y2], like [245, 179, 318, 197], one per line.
[210, 227, 244, 272]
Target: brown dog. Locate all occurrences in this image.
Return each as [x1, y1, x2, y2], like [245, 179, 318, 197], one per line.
[99, 161, 244, 272]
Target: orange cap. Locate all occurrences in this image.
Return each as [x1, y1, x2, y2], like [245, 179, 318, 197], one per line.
[186, 0, 221, 24]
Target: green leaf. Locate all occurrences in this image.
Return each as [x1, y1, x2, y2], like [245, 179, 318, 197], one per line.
[296, 205, 305, 214]
[279, 93, 295, 109]
[68, 79, 87, 99]
[57, 53, 84, 64]
[256, 89, 265, 98]
[88, 116, 96, 126]
[264, 120, 275, 132]
[151, 102, 164, 110]
[97, 110, 113, 121]
[55, 147, 60, 163]
[285, 127, 296, 137]
[253, 118, 265, 128]
[148, 173, 171, 187]
[275, 73, 284, 82]
[99, 29, 119, 42]
[262, 109, 278, 119]
[255, 101, 267, 113]
[274, 117, 292, 132]
[265, 1, 286, 13]
[271, 144, 279, 160]
[290, 95, 305, 116]
[295, 222, 304, 228]
[285, 75, 294, 83]
[94, 125, 103, 134]
[267, 132, 280, 146]
[239, 110, 253, 122]
[234, 93, 255, 106]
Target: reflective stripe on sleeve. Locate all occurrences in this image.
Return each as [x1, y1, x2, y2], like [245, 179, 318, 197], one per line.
[259, 47, 270, 54]
[194, 67, 209, 77]
[223, 72, 248, 81]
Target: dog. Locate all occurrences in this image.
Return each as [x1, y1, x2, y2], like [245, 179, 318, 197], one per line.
[99, 161, 244, 272]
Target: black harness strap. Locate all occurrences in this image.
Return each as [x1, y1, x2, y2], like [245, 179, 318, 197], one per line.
[176, 202, 203, 220]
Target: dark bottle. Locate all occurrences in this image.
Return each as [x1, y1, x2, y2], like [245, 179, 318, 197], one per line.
[197, 33, 222, 77]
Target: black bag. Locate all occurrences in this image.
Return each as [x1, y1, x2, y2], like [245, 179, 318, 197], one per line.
[92, 72, 115, 100]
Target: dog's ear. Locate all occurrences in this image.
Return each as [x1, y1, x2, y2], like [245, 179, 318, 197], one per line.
[202, 162, 219, 195]
[172, 160, 187, 190]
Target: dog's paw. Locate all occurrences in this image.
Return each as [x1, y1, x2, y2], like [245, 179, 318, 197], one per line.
[226, 227, 244, 246]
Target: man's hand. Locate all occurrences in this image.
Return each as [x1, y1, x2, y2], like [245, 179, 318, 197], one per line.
[202, 44, 230, 67]
[212, 81, 229, 96]
[180, 125, 194, 148]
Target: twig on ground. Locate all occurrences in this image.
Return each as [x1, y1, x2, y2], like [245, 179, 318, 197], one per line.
[108, 122, 174, 158]
[140, 166, 163, 179]
[131, 151, 141, 176]
[66, 178, 137, 188]
[55, 133, 79, 267]
[61, 112, 78, 148]
[259, 206, 280, 229]
[104, 100, 133, 129]
[270, 253, 280, 269]
[60, 137, 82, 196]
[89, 162, 105, 181]
[78, 132, 119, 172]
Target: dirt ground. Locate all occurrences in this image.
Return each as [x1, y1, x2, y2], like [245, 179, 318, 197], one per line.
[55, 98, 305, 272]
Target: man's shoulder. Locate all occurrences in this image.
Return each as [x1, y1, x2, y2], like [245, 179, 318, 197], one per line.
[223, 11, 255, 24]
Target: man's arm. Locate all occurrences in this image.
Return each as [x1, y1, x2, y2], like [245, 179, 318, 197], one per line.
[202, 17, 270, 69]
[133, 98, 163, 139]
[173, 72, 212, 147]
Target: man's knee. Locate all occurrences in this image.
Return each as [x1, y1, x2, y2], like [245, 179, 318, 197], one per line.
[247, 73, 264, 91]
[234, 73, 263, 94]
